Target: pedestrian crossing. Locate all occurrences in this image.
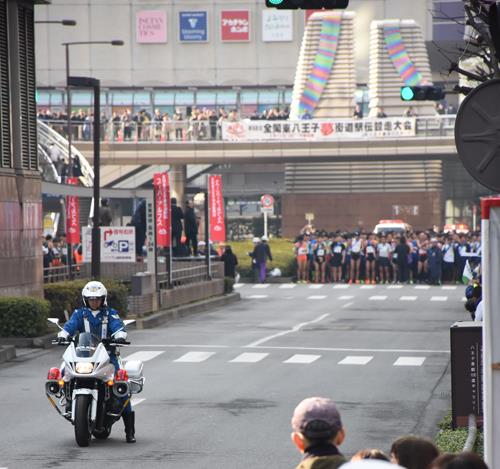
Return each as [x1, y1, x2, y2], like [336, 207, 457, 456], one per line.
[243, 293, 452, 302]
[125, 349, 437, 367]
[234, 283, 459, 291]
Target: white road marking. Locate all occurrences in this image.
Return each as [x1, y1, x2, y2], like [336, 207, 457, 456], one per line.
[400, 296, 417, 301]
[284, 354, 321, 364]
[369, 295, 387, 301]
[338, 356, 373, 365]
[307, 295, 327, 300]
[247, 295, 269, 299]
[253, 345, 449, 354]
[174, 351, 215, 363]
[431, 296, 448, 302]
[131, 398, 146, 407]
[233, 283, 245, 289]
[308, 284, 324, 289]
[245, 313, 330, 347]
[441, 285, 457, 290]
[339, 295, 354, 300]
[230, 353, 269, 363]
[387, 285, 403, 289]
[124, 351, 164, 362]
[333, 284, 350, 289]
[415, 285, 430, 289]
[129, 344, 230, 349]
[342, 302, 354, 308]
[393, 357, 426, 367]
[360, 285, 375, 289]
[279, 284, 296, 289]
[252, 284, 270, 289]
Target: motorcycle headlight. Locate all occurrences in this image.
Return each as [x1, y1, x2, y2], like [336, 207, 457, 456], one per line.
[75, 362, 93, 374]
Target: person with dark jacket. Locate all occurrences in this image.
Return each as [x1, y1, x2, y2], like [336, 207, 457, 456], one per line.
[251, 236, 273, 283]
[220, 245, 238, 278]
[291, 397, 347, 469]
[130, 200, 146, 258]
[171, 198, 184, 256]
[394, 237, 410, 283]
[99, 198, 113, 226]
[184, 199, 198, 256]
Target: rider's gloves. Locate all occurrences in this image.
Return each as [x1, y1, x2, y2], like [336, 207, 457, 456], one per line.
[57, 330, 69, 343]
[114, 337, 126, 344]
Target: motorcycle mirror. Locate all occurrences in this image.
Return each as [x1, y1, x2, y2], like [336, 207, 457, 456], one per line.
[123, 319, 135, 326]
[47, 318, 64, 331]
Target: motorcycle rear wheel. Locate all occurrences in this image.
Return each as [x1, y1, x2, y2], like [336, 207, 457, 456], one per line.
[74, 394, 92, 447]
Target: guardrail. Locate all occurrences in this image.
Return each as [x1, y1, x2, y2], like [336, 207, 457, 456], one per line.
[39, 115, 457, 144]
[43, 264, 87, 283]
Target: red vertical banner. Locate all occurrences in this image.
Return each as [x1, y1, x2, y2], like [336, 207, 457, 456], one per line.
[209, 174, 226, 242]
[66, 177, 80, 244]
[153, 172, 171, 247]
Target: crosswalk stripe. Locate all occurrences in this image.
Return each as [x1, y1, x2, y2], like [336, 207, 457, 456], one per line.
[338, 356, 373, 365]
[431, 296, 448, 302]
[441, 285, 457, 290]
[393, 357, 426, 367]
[284, 354, 321, 364]
[369, 295, 387, 301]
[333, 284, 350, 289]
[230, 353, 269, 363]
[125, 351, 164, 362]
[248, 295, 269, 299]
[252, 284, 270, 289]
[387, 285, 403, 289]
[307, 295, 327, 300]
[308, 284, 324, 289]
[174, 351, 215, 363]
[233, 283, 245, 289]
[279, 284, 296, 289]
[360, 285, 375, 289]
[339, 295, 354, 300]
[415, 285, 430, 290]
[400, 296, 417, 301]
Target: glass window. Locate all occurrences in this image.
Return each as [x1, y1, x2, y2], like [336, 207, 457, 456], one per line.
[133, 91, 151, 106]
[258, 90, 280, 105]
[284, 89, 292, 105]
[433, 22, 464, 41]
[49, 91, 63, 106]
[240, 89, 258, 104]
[111, 91, 133, 106]
[70, 91, 92, 106]
[196, 90, 216, 106]
[217, 90, 238, 106]
[37, 90, 50, 106]
[154, 91, 175, 105]
[175, 91, 195, 105]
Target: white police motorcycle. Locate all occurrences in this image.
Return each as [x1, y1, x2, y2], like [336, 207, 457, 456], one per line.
[45, 318, 144, 447]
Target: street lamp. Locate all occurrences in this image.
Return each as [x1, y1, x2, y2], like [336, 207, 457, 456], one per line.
[62, 40, 123, 279]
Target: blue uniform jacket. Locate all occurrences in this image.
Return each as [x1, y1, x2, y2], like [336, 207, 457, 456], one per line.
[63, 306, 125, 339]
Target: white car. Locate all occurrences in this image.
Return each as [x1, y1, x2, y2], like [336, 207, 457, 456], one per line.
[373, 219, 412, 235]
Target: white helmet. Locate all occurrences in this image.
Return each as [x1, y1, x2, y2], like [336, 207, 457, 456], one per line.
[82, 281, 107, 309]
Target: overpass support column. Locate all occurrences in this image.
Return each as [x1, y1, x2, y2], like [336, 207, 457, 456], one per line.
[170, 164, 187, 203]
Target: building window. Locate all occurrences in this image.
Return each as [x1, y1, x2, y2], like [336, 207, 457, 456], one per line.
[432, 1, 465, 41]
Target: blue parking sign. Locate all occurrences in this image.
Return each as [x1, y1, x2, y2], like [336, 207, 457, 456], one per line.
[179, 11, 208, 42]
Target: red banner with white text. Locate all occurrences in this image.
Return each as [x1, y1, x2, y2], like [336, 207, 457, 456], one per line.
[153, 172, 171, 247]
[209, 175, 226, 243]
[66, 177, 80, 244]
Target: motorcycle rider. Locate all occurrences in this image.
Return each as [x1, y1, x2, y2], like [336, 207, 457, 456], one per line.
[57, 280, 136, 443]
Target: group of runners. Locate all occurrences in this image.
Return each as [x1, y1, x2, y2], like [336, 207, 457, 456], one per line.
[293, 229, 481, 285]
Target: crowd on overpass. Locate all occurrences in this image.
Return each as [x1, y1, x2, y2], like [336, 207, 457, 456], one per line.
[293, 228, 480, 286]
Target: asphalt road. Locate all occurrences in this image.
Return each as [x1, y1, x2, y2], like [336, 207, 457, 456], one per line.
[0, 283, 467, 469]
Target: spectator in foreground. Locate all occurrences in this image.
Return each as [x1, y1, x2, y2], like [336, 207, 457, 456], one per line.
[291, 397, 347, 469]
[220, 245, 238, 279]
[351, 449, 390, 461]
[429, 452, 488, 469]
[390, 435, 439, 469]
[341, 461, 403, 469]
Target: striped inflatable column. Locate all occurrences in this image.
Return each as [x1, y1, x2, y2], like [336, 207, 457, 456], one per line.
[298, 13, 342, 117]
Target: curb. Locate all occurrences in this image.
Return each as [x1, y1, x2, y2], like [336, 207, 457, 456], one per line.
[136, 292, 241, 329]
[0, 345, 16, 363]
[0, 332, 55, 349]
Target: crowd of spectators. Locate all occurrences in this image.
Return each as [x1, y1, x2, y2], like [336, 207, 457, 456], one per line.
[293, 227, 481, 286]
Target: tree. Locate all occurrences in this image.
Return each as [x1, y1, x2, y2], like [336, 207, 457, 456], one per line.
[432, 0, 500, 92]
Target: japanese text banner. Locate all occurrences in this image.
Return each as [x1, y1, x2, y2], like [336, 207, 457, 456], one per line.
[66, 177, 80, 244]
[153, 172, 171, 247]
[209, 175, 226, 243]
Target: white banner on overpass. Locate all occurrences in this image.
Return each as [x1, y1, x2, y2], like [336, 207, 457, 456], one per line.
[222, 118, 416, 142]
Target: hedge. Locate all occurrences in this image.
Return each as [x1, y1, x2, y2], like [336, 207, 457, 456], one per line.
[0, 297, 50, 337]
[435, 411, 484, 457]
[44, 279, 130, 322]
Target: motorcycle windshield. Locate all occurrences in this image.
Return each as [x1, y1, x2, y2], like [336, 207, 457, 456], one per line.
[75, 332, 99, 358]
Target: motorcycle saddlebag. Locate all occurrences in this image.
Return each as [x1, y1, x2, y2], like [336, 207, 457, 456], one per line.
[123, 360, 144, 394]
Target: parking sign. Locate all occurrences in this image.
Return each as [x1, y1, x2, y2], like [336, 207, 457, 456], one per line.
[179, 11, 208, 42]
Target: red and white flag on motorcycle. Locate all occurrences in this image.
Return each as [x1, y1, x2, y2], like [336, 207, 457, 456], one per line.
[208, 175, 226, 243]
[66, 177, 80, 244]
[153, 172, 171, 247]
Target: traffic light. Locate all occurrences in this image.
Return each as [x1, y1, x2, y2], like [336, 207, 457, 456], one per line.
[400, 85, 445, 101]
[266, 0, 349, 9]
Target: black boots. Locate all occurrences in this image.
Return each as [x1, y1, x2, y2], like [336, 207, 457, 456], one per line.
[123, 411, 136, 443]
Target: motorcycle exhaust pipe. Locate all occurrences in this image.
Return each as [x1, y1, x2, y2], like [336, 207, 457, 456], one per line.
[46, 381, 61, 395]
[113, 382, 130, 398]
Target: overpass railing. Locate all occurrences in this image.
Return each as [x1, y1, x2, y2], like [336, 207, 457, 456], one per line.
[39, 115, 456, 144]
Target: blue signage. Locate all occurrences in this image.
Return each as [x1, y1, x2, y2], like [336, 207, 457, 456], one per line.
[179, 11, 208, 42]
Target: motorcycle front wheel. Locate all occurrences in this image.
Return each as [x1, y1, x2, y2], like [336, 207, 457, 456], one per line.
[92, 425, 111, 439]
[74, 394, 92, 447]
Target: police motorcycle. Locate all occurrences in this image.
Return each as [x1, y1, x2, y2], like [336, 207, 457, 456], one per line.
[45, 318, 144, 447]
